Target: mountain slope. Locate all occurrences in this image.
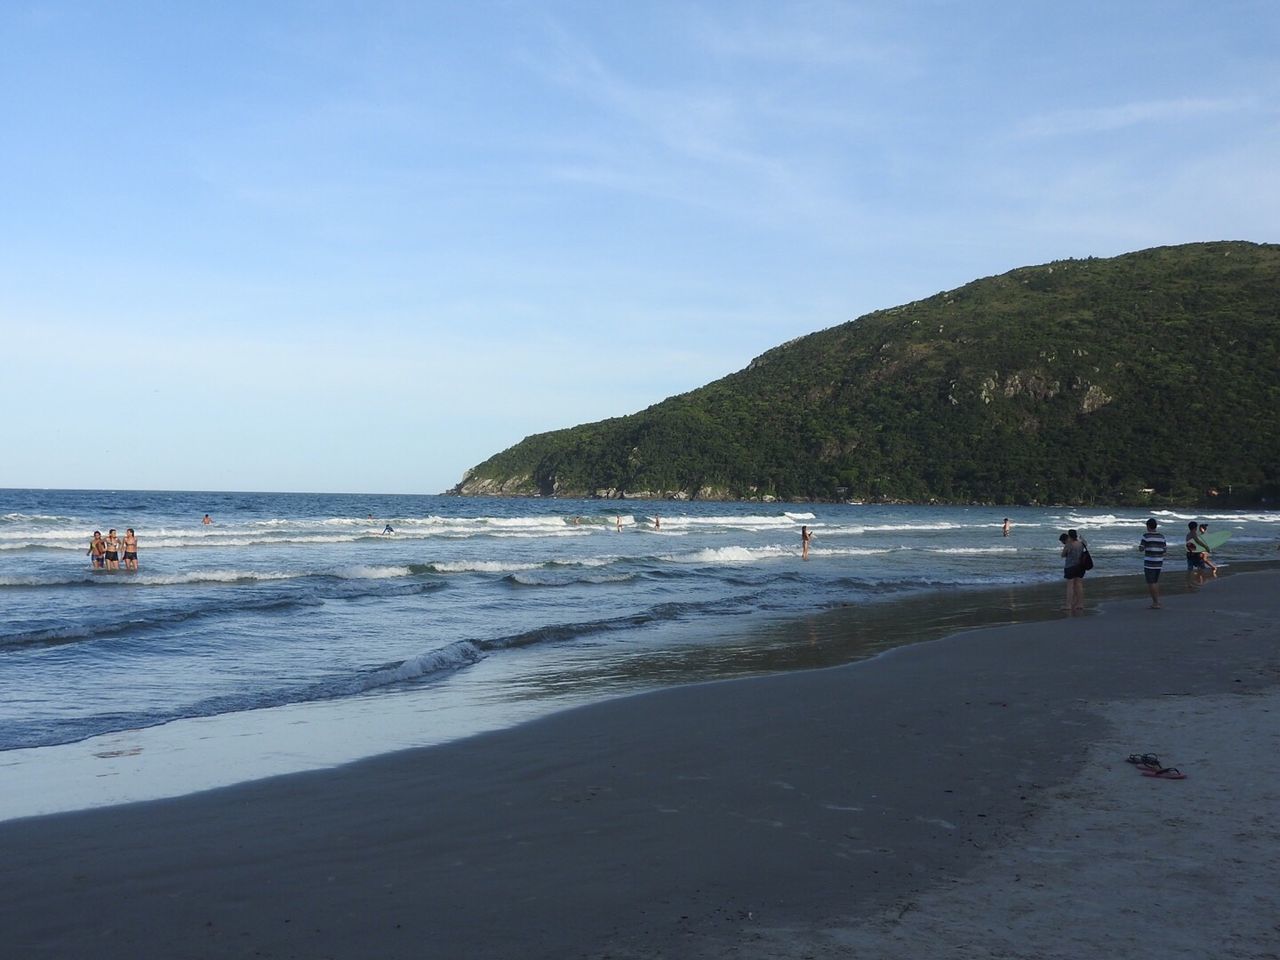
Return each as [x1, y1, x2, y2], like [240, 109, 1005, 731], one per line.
[453, 242, 1280, 504]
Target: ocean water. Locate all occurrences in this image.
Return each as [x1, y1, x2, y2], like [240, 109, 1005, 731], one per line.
[3, 488, 1277, 817]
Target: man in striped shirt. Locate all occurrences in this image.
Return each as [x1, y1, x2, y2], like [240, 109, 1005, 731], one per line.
[1139, 518, 1167, 609]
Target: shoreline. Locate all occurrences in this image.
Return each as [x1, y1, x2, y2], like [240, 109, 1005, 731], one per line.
[3, 560, 1275, 823]
[4, 569, 1278, 958]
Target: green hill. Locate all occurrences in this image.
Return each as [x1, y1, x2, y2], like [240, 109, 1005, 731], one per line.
[452, 242, 1280, 505]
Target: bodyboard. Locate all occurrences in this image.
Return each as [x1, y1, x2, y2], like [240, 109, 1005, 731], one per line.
[1197, 530, 1232, 551]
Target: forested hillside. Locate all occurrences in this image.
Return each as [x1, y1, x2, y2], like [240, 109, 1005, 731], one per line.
[453, 242, 1280, 505]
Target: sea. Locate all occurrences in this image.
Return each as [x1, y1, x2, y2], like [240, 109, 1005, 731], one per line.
[3, 488, 1277, 820]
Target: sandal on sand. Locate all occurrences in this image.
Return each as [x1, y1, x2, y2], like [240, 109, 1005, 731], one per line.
[1141, 767, 1186, 780]
[1126, 753, 1162, 770]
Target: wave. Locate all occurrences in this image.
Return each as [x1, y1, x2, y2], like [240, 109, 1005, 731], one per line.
[0, 530, 606, 551]
[661, 545, 794, 565]
[336, 564, 415, 580]
[809, 546, 895, 556]
[927, 546, 1020, 555]
[426, 556, 629, 575]
[505, 571, 638, 587]
[0, 593, 326, 650]
[1051, 511, 1279, 529]
[0, 577, 445, 649]
[0, 531, 380, 551]
[1053, 513, 1167, 528]
[792, 521, 986, 539]
[657, 541, 944, 562]
[655, 515, 804, 531]
[1147, 510, 1280, 523]
[20, 511, 1204, 554]
[474, 594, 756, 652]
[331, 641, 487, 695]
[0, 568, 305, 588]
[660, 543, 897, 563]
[64, 593, 758, 724]
[0, 515, 600, 551]
[0, 563, 438, 589]
[1, 513, 76, 524]
[427, 560, 544, 574]
[828, 577, 927, 594]
[129, 569, 303, 585]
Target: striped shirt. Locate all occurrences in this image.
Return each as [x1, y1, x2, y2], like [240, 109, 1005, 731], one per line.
[1140, 531, 1167, 568]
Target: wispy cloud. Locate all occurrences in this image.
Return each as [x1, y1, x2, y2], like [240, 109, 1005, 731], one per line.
[691, 2, 915, 72]
[1016, 96, 1257, 138]
[520, 18, 866, 230]
[530, 23, 747, 163]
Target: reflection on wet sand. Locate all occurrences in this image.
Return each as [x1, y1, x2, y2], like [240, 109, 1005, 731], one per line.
[495, 561, 1279, 703]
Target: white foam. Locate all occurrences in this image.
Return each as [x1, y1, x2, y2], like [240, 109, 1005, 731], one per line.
[1054, 513, 1155, 528]
[579, 556, 614, 567]
[360, 641, 485, 689]
[662, 545, 793, 565]
[487, 516, 573, 528]
[827, 522, 970, 535]
[336, 565, 414, 579]
[660, 515, 797, 530]
[429, 560, 542, 573]
[928, 546, 1020, 555]
[809, 547, 894, 557]
[130, 569, 301, 585]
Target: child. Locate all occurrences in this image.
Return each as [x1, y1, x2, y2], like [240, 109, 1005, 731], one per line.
[1197, 523, 1218, 575]
[87, 530, 106, 569]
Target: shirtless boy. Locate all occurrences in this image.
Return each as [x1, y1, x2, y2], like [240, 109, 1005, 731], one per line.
[88, 531, 106, 569]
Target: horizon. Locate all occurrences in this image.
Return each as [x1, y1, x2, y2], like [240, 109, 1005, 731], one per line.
[3, 2, 1277, 493]
[3, 486, 1273, 514]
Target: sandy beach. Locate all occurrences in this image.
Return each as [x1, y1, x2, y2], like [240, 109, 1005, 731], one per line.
[3, 569, 1278, 959]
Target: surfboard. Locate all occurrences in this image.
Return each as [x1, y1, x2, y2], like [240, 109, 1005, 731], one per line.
[1197, 530, 1232, 551]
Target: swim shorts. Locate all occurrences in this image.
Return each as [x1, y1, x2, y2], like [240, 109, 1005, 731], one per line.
[1144, 568, 1161, 584]
[123, 552, 137, 561]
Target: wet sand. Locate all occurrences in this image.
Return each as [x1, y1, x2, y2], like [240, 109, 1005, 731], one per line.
[2, 570, 1277, 959]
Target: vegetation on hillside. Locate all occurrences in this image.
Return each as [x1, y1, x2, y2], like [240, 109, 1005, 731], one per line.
[453, 242, 1280, 505]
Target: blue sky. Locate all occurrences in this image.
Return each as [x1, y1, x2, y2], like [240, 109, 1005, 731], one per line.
[2, 1, 1276, 493]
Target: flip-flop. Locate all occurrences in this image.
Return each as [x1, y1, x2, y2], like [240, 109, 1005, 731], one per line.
[1141, 767, 1186, 780]
[1125, 753, 1162, 770]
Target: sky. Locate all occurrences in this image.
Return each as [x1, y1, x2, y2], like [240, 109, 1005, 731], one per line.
[2, 1, 1277, 494]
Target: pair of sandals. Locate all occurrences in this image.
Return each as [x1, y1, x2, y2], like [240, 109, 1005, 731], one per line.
[1125, 753, 1187, 779]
